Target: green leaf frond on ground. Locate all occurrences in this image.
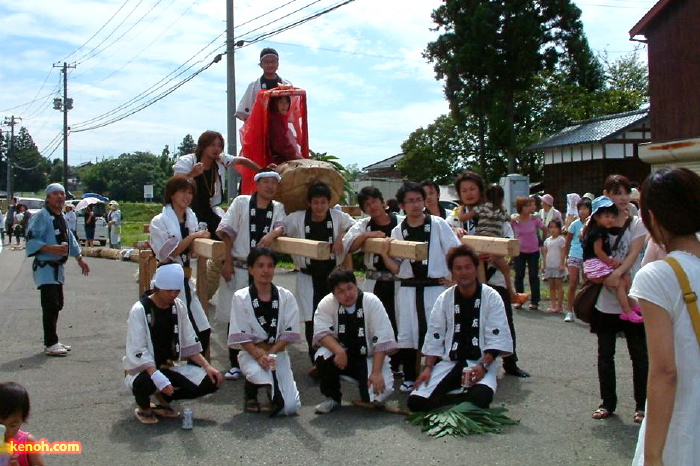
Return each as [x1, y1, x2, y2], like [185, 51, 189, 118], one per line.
[407, 402, 519, 438]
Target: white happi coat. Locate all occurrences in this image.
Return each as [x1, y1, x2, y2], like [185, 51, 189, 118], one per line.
[286, 209, 356, 321]
[313, 291, 398, 402]
[342, 215, 404, 295]
[216, 195, 287, 322]
[228, 285, 301, 415]
[390, 215, 461, 349]
[122, 297, 206, 389]
[412, 284, 513, 398]
[173, 153, 239, 208]
[149, 206, 210, 332]
[236, 76, 292, 120]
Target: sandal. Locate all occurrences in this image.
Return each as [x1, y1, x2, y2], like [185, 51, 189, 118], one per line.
[244, 398, 261, 413]
[528, 304, 539, 311]
[513, 303, 523, 310]
[592, 407, 612, 420]
[152, 405, 180, 418]
[633, 410, 645, 424]
[224, 367, 242, 380]
[134, 408, 159, 424]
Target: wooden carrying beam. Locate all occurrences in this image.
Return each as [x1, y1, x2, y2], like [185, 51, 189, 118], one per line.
[191, 238, 226, 262]
[461, 236, 520, 257]
[271, 237, 331, 260]
[362, 238, 428, 261]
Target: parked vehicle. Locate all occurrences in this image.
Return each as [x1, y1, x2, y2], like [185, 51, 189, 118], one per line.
[67, 194, 109, 245]
[16, 197, 45, 215]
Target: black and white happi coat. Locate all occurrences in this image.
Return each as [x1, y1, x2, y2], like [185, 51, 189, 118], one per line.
[342, 214, 404, 293]
[122, 297, 205, 389]
[149, 205, 211, 333]
[215, 194, 287, 322]
[285, 209, 356, 321]
[312, 291, 398, 402]
[411, 284, 513, 399]
[390, 215, 461, 349]
[228, 285, 301, 415]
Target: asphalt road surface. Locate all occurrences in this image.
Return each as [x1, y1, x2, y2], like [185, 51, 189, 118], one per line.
[0, 244, 642, 465]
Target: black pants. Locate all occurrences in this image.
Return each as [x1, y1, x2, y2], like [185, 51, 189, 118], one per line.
[305, 321, 315, 363]
[400, 349, 420, 382]
[514, 251, 540, 305]
[316, 354, 370, 403]
[406, 360, 494, 412]
[491, 285, 520, 370]
[227, 323, 240, 367]
[40, 284, 64, 347]
[594, 316, 648, 412]
[132, 368, 219, 409]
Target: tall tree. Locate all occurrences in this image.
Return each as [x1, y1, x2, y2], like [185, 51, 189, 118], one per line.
[398, 114, 476, 183]
[176, 134, 197, 157]
[13, 127, 50, 192]
[425, 0, 603, 176]
[82, 151, 171, 202]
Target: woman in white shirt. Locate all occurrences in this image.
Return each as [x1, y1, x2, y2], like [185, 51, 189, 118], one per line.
[630, 167, 700, 466]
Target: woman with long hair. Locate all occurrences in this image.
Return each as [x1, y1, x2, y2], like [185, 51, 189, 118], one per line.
[630, 168, 700, 465]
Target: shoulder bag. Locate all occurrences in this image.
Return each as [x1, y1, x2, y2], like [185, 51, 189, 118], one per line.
[665, 256, 700, 344]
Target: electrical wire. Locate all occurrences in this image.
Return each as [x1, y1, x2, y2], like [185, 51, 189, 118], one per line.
[70, 0, 357, 133]
[60, 0, 134, 62]
[73, 0, 146, 65]
[235, 0, 324, 42]
[71, 0, 194, 84]
[71, 33, 225, 130]
[72, 55, 221, 132]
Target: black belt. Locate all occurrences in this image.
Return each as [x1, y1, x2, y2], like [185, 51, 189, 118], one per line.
[32, 258, 67, 281]
[400, 277, 442, 287]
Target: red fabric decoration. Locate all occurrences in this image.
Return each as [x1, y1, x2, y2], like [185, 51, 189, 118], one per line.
[239, 86, 309, 194]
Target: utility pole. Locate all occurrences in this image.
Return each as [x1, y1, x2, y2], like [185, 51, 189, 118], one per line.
[226, 0, 239, 201]
[53, 62, 76, 191]
[2, 115, 20, 201]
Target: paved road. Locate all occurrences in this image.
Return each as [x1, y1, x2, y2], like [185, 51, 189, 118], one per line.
[0, 244, 642, 465]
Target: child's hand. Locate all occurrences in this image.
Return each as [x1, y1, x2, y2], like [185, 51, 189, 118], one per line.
[609, 258, 622, 268]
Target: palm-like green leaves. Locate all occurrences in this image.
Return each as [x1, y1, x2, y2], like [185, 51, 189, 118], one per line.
[407, 402, 519, 438]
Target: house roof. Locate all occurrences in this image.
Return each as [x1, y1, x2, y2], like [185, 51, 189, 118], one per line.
[629, 0, 675, 38]
[363, 153, 405, 171]
[526, 109, 649, 151]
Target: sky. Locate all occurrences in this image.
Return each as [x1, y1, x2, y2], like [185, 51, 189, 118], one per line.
[0, 0, 658, 172]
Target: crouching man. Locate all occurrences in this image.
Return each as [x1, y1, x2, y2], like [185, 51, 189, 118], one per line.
[123, 264, 223, 424]
[313, 269, 398, 414]
[407, 245, 513, 412]
[229, 248, 301, 416]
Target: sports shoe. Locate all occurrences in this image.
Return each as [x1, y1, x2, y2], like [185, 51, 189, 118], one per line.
[314, 397, 340, 414]
[399, 381, 414, 393]
[564, 312, 574, 322]
[44, 343, 68, 357]
[224, 367, 242, 380]
[58, 342, 72, 351]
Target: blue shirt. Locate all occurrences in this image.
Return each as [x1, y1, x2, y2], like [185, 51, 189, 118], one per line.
[567, 219, 584, 260]
[26, 208, 81, 287]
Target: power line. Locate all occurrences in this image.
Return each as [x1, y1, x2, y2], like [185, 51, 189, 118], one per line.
[73, 0, 146, 64]
[60, 0, 134, 62]
[235, 0, 324, 42]
[71, 0, 357, 133]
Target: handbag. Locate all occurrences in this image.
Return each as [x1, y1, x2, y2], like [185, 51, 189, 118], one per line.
[665, 256, 700, 345]
[572, 217, 632, 323]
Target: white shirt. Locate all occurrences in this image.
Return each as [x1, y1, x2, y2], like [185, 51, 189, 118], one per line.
[543, 235, 566, 268]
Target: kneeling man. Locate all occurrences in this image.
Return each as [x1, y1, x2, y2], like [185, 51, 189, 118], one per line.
[123, 264, 223, 424]
[229, 248, 301, 416]
[407, 245, 513, 412]
[313, 269, 397, 414]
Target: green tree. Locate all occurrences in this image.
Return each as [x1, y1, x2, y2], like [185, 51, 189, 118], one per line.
[176, 134, 196, 158]
[398, 114, 475, 183]
[13, 127, 50, 192]
[82, 151, 171, 202]
[425, 0, 603, 176]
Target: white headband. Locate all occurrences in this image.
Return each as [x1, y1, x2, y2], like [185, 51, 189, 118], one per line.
[260, 53, 279, 62]
[254, 171, 281, 182]
[45, 183, 65, 195]
[153, 264, 184, 291]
